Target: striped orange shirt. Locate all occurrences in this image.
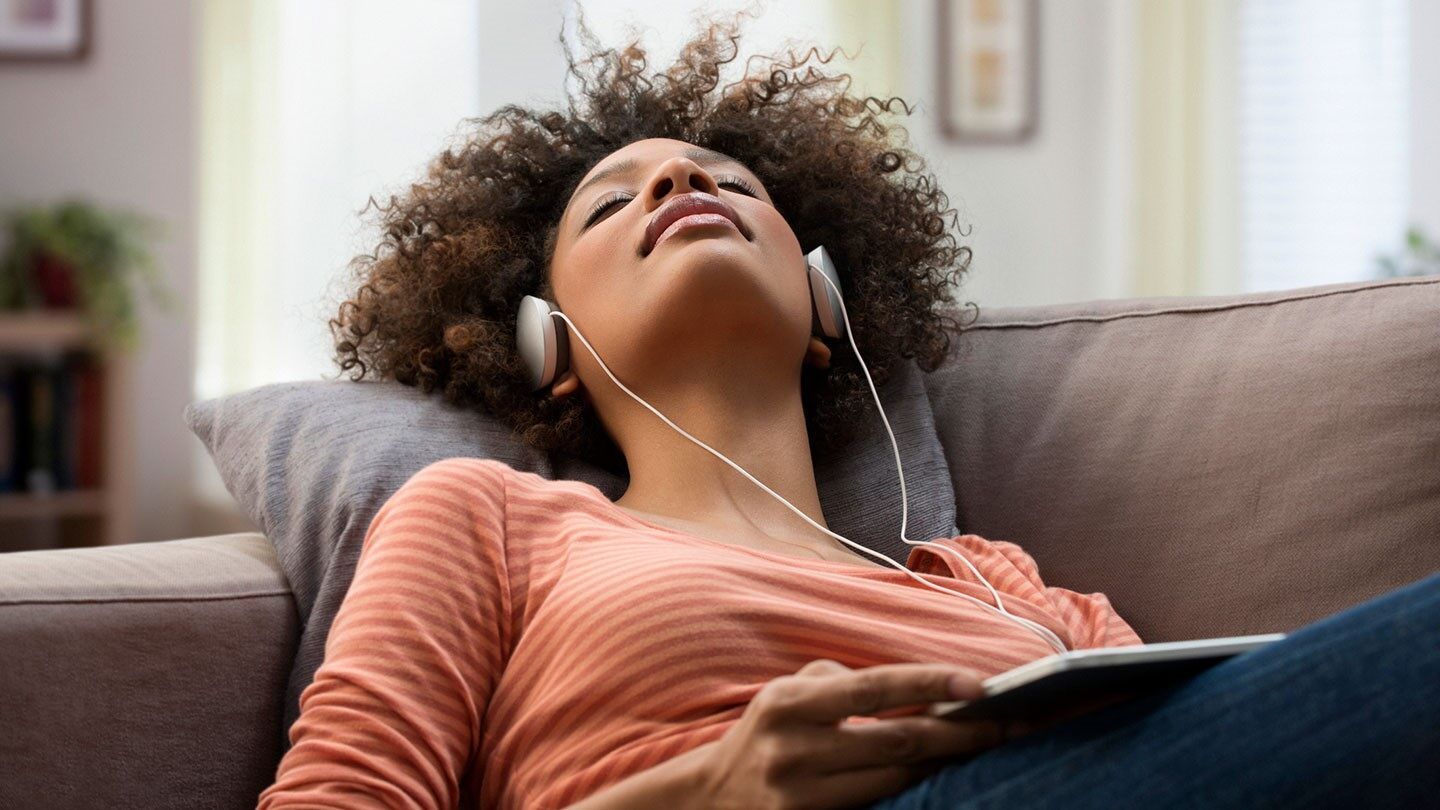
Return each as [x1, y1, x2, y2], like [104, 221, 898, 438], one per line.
[257, 457, 1142, 809]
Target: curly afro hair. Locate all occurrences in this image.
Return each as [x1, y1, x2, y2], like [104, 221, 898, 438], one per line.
[328, 6, 978, 477]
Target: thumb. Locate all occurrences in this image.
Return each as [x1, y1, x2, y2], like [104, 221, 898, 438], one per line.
[794, 658, 852, 679]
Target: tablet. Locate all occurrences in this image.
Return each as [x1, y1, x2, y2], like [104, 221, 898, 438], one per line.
[926, 633, 1288, 723]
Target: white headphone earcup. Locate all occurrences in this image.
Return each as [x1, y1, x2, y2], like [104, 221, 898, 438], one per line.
[806, 245, 846, 341]
[516, 295, 570, 391]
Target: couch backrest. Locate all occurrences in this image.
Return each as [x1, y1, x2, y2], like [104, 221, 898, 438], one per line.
[923, 275, 1440, 643]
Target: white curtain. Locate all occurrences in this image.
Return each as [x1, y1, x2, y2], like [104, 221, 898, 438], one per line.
[193, 0, 482, 516]
[1129, 0, 1241, 297]
[1126, 0, 1410, 297]
[196, 0, 482, 404]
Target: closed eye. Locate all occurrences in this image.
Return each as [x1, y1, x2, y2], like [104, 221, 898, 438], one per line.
[581, 175, 760, 229]
[716, 175, 759, 197]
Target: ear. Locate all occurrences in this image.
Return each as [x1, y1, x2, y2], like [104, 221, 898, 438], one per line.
[804, 336, 832, 369]
[550, 369, 582, 399]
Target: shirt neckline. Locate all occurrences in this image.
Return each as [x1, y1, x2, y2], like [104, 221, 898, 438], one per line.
[575, 481, 913, 574]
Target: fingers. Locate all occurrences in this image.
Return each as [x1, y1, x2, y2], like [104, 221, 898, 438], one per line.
[761, 662, 986, 727]
[869, 699, 959, 720]
[795, 660, 938, 720]
[802, 716, 1008, 775]
[794, 658, 852, 679]
[804, 761, 930, 809]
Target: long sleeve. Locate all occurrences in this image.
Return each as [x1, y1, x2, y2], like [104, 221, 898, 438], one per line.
[258, 458, 512, 809]
[988, 539, 1144, 649]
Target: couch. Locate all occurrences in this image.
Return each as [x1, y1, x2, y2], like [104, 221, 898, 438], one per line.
[2, 274, 1437, 809]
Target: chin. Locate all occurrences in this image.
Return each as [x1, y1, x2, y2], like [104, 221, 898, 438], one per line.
[651, 239, 762, 283]
[651, 231, 754, 263]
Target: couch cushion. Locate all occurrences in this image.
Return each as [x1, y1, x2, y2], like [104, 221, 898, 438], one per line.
[0, 533, 295, 810]
[924, 274, 1440, 643]
[184, 358, 956, 743]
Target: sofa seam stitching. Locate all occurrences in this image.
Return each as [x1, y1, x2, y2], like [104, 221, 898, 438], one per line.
[967, 275, 1440, 329]
[0, 588, 293, 607]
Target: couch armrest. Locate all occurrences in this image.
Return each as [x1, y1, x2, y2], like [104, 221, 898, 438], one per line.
[0, 533, 298, 810]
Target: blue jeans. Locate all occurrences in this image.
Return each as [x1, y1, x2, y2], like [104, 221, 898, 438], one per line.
[866, 571, 1440, 809]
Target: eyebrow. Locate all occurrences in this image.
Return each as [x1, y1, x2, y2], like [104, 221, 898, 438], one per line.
[571, 147, 746, 203]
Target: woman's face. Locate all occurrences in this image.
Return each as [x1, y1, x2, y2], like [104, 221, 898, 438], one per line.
[545, 137, 829, 403]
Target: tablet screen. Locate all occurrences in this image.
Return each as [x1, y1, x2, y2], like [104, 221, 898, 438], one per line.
[928, 633, 1287, 723]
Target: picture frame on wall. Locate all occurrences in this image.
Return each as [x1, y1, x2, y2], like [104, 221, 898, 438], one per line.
[0, 0, 91, 63]
[937, 0, 1038, 143]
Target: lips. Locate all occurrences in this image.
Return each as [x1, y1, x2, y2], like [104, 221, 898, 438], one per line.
[643, 192, 747, 255]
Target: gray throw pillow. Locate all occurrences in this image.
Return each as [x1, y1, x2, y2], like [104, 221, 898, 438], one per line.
[184, 357, 957, 747]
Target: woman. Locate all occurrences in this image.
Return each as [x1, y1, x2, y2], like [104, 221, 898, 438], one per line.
[258, 10, 1439, 810]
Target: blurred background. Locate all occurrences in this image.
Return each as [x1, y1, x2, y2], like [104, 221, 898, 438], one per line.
[0, 0, 1436, 550]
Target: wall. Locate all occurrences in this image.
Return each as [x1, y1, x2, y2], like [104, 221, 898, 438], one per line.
[894, 0, 1132, 308]
[0, 0, 198, 544]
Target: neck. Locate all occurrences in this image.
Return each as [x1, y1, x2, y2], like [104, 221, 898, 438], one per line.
[606, 365, 835, 551]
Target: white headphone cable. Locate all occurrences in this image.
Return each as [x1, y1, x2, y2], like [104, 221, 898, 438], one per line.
[549, 269, 1069, 656]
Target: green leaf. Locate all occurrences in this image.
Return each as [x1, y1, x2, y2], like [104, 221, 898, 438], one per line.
[0, 199, 175, 349]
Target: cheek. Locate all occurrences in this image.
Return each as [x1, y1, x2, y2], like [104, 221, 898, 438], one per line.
[571, 237, 622, 285]
[749, 207, 805, 273]
[552, 236, 626, 324]
[751, 207, 802, 256]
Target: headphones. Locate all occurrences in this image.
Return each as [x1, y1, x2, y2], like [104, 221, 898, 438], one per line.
[516, 245, 846, 392]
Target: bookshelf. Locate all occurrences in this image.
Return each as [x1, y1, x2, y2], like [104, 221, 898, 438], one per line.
[0, 310, 133, 551]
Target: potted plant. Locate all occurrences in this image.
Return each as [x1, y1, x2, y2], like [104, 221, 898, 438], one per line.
[0, 199, 177, 352]
[1375, 226, 1440, 279]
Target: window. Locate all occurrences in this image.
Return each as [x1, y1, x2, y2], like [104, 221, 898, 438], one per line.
[1237, 0, 1409, 292]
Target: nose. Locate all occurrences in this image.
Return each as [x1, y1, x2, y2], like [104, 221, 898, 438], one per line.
[641, 156, 720, 211]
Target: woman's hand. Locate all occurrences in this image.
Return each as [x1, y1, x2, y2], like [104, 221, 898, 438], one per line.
[686, 659, 1021, 809]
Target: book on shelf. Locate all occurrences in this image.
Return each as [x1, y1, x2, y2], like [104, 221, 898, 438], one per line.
[0, 351, 103, 495]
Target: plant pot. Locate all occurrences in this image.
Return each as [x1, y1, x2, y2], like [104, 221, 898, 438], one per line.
[28, 250, 81, 308]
